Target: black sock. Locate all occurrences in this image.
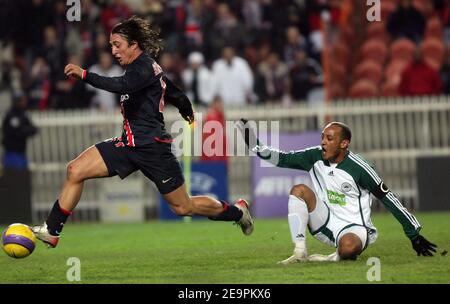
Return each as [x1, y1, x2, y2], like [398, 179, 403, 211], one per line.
[208, 201, 243, 222]
[45, 200, 72, 236]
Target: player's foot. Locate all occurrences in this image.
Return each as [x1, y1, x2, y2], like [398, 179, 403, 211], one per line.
[234, 199, 254, 236]
[278, 247, 308, 265]
[31, 223, 59, 248]
[307, 251, 340, 262]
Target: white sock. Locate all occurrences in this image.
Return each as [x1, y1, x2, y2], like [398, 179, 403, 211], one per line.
[287, 195, 309, 249]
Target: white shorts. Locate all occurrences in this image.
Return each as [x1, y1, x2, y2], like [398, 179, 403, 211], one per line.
[308, 196, 378, 249]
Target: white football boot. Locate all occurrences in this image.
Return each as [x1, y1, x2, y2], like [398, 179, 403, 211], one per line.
[234, 199, 254, 236]
[307, 251, 340, 262]
[278, 244, 308, 265]
[31, 223, 59, 248]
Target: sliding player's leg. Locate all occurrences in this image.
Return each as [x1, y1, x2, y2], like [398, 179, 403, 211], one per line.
[279, 184, 323, 264]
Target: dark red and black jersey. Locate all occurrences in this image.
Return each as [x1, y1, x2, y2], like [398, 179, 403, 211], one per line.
[84, 52, 192, 147]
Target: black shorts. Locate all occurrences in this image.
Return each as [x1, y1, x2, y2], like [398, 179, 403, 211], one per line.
[95, 138, 184, 194]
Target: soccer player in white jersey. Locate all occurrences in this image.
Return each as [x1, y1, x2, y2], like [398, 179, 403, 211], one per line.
[238, 119, 437, 263]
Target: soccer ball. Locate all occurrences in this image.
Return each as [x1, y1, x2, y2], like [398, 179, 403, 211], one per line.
[2, 223, 36, 259]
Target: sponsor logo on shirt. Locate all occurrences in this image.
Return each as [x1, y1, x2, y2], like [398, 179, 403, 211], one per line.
[327, 190, 346, 206]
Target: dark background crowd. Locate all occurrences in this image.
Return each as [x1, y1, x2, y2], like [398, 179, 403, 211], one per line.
[0, 0, 449, 112]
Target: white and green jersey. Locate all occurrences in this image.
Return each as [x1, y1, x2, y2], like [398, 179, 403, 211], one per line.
[256, 145, 421, 240]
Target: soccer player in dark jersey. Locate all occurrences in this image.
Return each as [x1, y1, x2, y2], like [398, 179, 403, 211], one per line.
[32, 16, 253, 248]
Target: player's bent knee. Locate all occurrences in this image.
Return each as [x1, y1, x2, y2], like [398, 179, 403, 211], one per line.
[290, 184, 311, 198]
[338, 236, 362, 260]
[66, 161, 85, 182]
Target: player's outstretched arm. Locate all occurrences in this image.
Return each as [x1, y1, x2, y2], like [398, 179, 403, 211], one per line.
[376, 187, 437, 256]
[64, 63, 154, 94]
[236, 119, 318, 171]
[358, 165, 438, 256]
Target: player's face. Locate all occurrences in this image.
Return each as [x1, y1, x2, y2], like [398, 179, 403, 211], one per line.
[110, 33, 137, 66]
[321, 125, 347, 163]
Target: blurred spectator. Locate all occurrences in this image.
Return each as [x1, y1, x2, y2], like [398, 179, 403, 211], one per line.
[284, 26, 308, 68]
[182, 52, 214, 106]
[433, 0, 449, 34]
[241, 0, 264, 32]
[211, 46, 254, 105]
[65, 23, 84, 60]
[53, 1, 71, 45]
[87, 51, 123, 111]
[138, 0, 164, 28]
[201, 96, 227, 163]
[0, 0, 9, 41]
[399, 50, 443, 96]
[387, 0, 426, 42]
[183, 0, 205, 53]
[155, 1, 187, 54]
[26, 57, 51, 110]
[79, 21, 96, 63]
[18, 0, 55, 57]
[210, 3, 246, 60]
[36, 26, 67, 83]
[265, 0, 308, 55]
[101, 0, 132, 35]
[159, 52, 183, 88]
[52, 54, 94, 109]
[0, 42, 13, 90]
[2, 91, 37, 169]
[241, 0, 274, 49]
[200, 0, 222, 61]
[81, 0, 101, 28]
[85, 31, 110, 68]
[440, 46, 450, 94]
[289, 49, 323, 102]
[255, 52, 289, 104]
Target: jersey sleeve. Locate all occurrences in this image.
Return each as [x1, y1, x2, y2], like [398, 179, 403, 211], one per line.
[163, 76, 193, 116]
[256, 146, 322, 171]
[84, 62, 157, 94]
[356, 156, 421, 239]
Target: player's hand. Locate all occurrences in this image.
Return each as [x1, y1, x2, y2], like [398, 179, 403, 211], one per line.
[236, 118, 258, 148]
[64, 64, 84, 79]
[411, 235, 437, 256]
[180, 107, 195, 124]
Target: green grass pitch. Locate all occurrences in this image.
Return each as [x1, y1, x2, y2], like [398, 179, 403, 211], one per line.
[1, 212, 449, 284]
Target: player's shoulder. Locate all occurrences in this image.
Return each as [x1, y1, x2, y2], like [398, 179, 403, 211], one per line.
[134, 53, 162, 75]
[292, 145, 323, 162]
[346, 151, 380, 177]
[347, 151, 373, 167]
[294, 145, 322, 154]
[136, 52, 152, 64]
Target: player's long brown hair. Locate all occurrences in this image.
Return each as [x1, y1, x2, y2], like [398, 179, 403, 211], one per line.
[112, 15, 163, 57]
